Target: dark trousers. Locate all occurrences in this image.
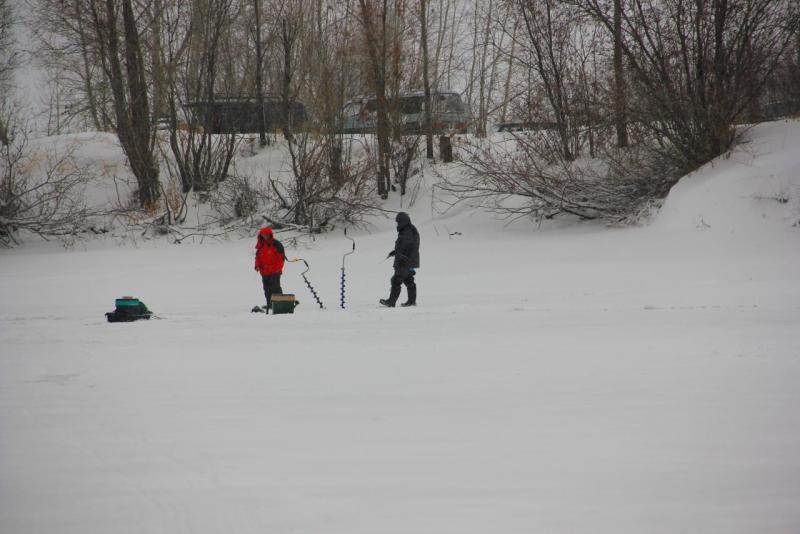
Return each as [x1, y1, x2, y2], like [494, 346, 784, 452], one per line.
[388, 268, 416, 305]
[261, 274, 283, 310]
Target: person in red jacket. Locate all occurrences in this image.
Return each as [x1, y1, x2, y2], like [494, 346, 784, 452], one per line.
[254, 226, 287, 312]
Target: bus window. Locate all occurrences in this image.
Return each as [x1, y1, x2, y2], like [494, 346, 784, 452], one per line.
[399, 96, 424, 114]
[343, 102, 361, 117]
[442, 94, 465, 113]
[362, 100, 377, 113]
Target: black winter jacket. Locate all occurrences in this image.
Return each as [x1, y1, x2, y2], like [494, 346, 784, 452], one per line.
[393, 212, 420, 270]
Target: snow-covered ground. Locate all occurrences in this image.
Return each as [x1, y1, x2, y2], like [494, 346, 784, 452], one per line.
[2, 121, 799, 534]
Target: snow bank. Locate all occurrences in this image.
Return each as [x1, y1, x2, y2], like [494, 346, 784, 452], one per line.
[654, 120, 800, 233]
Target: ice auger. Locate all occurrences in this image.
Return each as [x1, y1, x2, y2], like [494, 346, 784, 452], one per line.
[289, 258, 325, 309]
[340, 228, 356, 309]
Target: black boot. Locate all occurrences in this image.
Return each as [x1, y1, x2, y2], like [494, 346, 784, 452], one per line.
[401, 284, 416, 307]
[380, 284, 401, 307]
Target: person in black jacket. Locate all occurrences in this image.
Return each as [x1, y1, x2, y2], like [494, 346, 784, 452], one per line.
[380, 212, 420, 307]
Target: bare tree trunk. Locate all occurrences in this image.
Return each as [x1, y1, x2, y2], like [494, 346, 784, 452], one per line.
[519, 0, 574, 161]
[121, 0, 159, 207]
[433, 0, 448, 87]
[500, 20, 519, 124]
[99, 0, 159, 208]
[485, 27, 503, 128]
[312, 0, 344, 184]
[476, 0, 493, 137]
[254, 0, 266, 146]
[358, 0, 391, 198]
[189, 0, 206, 101]
[0, 0, 17, 141]
[466, 0, 478, 121]
[149, 0, 168, 124]
[445, 0, 457, 89]
[710, 0, 731, 155]
[166, 0, 238, 196]
[74, 0, 104, 131]
[420, 0, 434, 159]
[281, 17, 297, 143]
[613, 0, 628, 147]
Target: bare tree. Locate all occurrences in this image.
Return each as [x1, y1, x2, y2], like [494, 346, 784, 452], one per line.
[419, 0, 434, 159]
[762, 7, 800, 115]
[513, 0, 579, 161]
[255, 0, 383, 229]
[253, 0, 267, 146]
[573, 21, 606, 158]
[499, 20, 520, 124]
[424, 0, 465, 93]
[29, 0, 118, 133]
[148, 0, 169, 124]
[314, 0, 350, 186]
[271, 133, 381, 229]
[279, 15, 301, 141]
[356, 0, 393, 198]
[0, 108, 95, 246]
[89, 0, 160, 208]
[576, 0, 800, 172]
[466, 0, 496, 137]
[440, 129, 671, 222]
[0, 0, 17, 145]
[612, 0, 628, 147]
[165, 0, 240, 194]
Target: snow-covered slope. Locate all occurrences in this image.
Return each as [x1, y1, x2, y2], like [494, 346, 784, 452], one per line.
[654, 119, 800, 233]
[1, 121, 799, 534]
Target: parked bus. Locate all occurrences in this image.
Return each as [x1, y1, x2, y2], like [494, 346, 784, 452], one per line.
[340, 91, 470, 135]
[185, 96, 307, 134]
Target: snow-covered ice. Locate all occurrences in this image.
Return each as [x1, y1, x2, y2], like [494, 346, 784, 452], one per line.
[1, 121, 799, 534]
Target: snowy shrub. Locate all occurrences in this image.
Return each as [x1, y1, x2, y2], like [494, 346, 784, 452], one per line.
[269, 133, 382, 231]
[165, 128, 240, 193]
[209, 174, 270, 225]
[0, 114, 94, 246]
[390, 135, 421, 196]
[439, 130, 681, 223]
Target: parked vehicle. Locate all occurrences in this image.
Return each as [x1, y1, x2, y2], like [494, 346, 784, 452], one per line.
[495, 120, 558, 133]
[185, 96, 307, 134]
[759, 100, 800, 121]
[340, 91, 470, 135]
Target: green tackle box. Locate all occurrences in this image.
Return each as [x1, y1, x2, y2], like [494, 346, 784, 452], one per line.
[115, 297, 143, 309]
[271, 294, 297, 314]
[107, 296, 152, 322]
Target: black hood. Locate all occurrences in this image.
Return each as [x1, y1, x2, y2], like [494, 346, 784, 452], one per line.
[396, 212, 411, 231]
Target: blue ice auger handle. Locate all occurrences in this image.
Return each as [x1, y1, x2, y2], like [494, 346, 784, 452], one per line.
[340, 228, 356, 309]
[340, 268, 346, 309]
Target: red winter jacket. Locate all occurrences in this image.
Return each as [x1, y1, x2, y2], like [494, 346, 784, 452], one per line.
[254, 227, 286, 276]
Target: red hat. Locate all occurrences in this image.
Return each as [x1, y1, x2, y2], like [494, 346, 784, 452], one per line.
[256, 227, 274, 249]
